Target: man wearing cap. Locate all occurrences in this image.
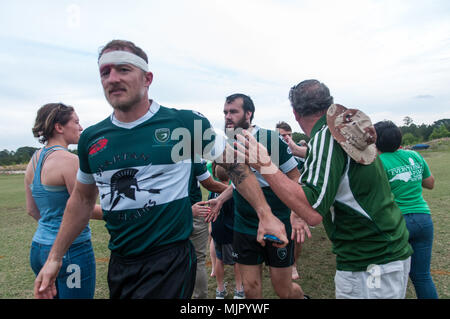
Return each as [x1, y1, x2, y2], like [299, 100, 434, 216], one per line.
[33, 40, 288, 299]
[237, 79, 413, 299]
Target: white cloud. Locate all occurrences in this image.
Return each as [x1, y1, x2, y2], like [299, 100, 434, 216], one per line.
[0, 0, 449, 150]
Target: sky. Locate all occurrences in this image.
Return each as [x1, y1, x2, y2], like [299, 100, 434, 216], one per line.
[1, 0, 449, 151]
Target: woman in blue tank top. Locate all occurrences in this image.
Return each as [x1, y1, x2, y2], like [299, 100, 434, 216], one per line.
[25, 103, 103, 299]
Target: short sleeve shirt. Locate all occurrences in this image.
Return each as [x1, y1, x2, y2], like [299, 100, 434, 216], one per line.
[379, 149, 431, 214]
[300, 115, 412, 271]
[77, 101, 225, 257]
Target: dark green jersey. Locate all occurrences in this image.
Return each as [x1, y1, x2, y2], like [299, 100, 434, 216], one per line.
[77, 101, 224, 257]
[233, 126, 298, 235]
[189, 160, 209, 205]
[301, 116, 412, 271]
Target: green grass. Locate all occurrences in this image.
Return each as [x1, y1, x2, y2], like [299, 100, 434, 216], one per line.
[0, 142, 449, 299]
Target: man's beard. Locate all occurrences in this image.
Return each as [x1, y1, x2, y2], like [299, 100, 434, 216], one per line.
[224, 115, 250, 139]
[224, 115, 250, 130]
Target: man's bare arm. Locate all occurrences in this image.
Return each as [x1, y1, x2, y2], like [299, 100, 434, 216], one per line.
[200, 176, 228, 194]
[214, 143, 288, 247]
[236, 131, 322, 226]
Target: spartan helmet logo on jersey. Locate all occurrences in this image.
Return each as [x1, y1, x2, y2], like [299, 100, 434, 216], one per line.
[98, 163, 164, 210]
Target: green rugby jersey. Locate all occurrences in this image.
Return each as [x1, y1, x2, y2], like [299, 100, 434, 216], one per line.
[77, 101, 224, 257]
[233, 126, 298, 235]
[189, 159, 209, 205]
[379, 149, 431, 215]
[301, 116, 412, 271]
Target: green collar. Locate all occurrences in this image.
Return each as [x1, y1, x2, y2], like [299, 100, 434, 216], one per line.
[310, 114, 328, 137]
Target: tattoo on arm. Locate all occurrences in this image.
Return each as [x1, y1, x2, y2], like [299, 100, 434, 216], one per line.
[218, 163, 248, 186]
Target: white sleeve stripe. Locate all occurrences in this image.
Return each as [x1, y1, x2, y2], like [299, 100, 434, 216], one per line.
[279, 157, 298, 173]
[299, 140, 312, 182]
[306, 132, 319, 183]
[196, 171, 210, 182]
[76, 169, 96, 184]
[313, 127, 328, 186]
[312, 133, 334, 209]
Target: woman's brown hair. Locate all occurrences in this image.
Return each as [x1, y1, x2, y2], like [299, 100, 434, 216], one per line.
[32, 103, 74, 144]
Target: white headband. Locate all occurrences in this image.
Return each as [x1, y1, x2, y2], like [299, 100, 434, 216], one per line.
[98, 50, 149, 72]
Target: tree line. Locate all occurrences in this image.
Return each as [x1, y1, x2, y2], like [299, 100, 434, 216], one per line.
[1, 118, 449, 166]
[0, 147, 78, 166]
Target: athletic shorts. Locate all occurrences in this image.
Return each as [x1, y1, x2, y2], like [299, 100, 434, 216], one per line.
[214, 242, 235, 265]
[107, 240, 197, 299]
[335, 257, 411, 299]
[232, 231, 294, 268]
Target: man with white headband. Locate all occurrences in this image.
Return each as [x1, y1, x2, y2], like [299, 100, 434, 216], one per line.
[34, 39, 289, 299]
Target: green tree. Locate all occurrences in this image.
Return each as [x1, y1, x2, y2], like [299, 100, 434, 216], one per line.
[402, 133, 418, 146]
[430, 124, 450, 140]
[292, 132, 309, 144]
[403, 116, 414, 126]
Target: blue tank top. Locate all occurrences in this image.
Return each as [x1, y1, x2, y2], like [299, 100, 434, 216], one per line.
[30, 145, 91, 245]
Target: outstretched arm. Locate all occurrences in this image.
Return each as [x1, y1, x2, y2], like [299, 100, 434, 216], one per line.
[235, 131, 322, 226]
[200, 176, 228, 194]
[215, 143, 288, 247]
[205, 185, 233, 222]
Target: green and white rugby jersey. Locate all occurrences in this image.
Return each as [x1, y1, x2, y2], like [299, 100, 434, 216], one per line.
[77, 101, 225, 257]
[379, 149, 431, 215]
[301, 116, 413, 271]
[233, 126, 298, 235]
[189, 159, 209, 206]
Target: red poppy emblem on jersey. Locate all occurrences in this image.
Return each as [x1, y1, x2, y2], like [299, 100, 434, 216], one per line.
[89, 138, 108, 155]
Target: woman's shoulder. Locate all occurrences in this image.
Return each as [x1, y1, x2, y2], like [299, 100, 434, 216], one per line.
[44, 149, 78, 173]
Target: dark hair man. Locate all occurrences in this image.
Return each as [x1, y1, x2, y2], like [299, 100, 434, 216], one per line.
[210, 93, 310, 299]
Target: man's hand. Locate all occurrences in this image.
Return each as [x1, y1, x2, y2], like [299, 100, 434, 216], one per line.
[192, 201, 211, 218]
[34, 259, 62, 299]
[204, 198, 223, 223]
[257, 213, 289, 248]
[235, 130, 278, 175]
[285, 135, 307, 158]
[290, 212, 312, 244]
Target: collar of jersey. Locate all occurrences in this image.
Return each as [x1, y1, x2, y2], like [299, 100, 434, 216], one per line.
[310, 115, 327, 137]
[110, 100, 160, 129]
[250, 124, 260, 135]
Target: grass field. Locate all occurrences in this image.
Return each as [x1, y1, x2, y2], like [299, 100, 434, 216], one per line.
[0, 142, 449, 299]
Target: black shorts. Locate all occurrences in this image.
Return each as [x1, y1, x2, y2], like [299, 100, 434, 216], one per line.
[232, 231, 294, 268]
[107, 240, 197, 299]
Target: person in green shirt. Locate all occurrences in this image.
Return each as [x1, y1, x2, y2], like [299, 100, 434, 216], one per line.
[235, 79, 413, 299]
[209, 93, 309, 299]
[275, 121, 308, 280]
[33, 39, 289, 299]
[188, 159, 228, 299]
[375, 120, 438, 299]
